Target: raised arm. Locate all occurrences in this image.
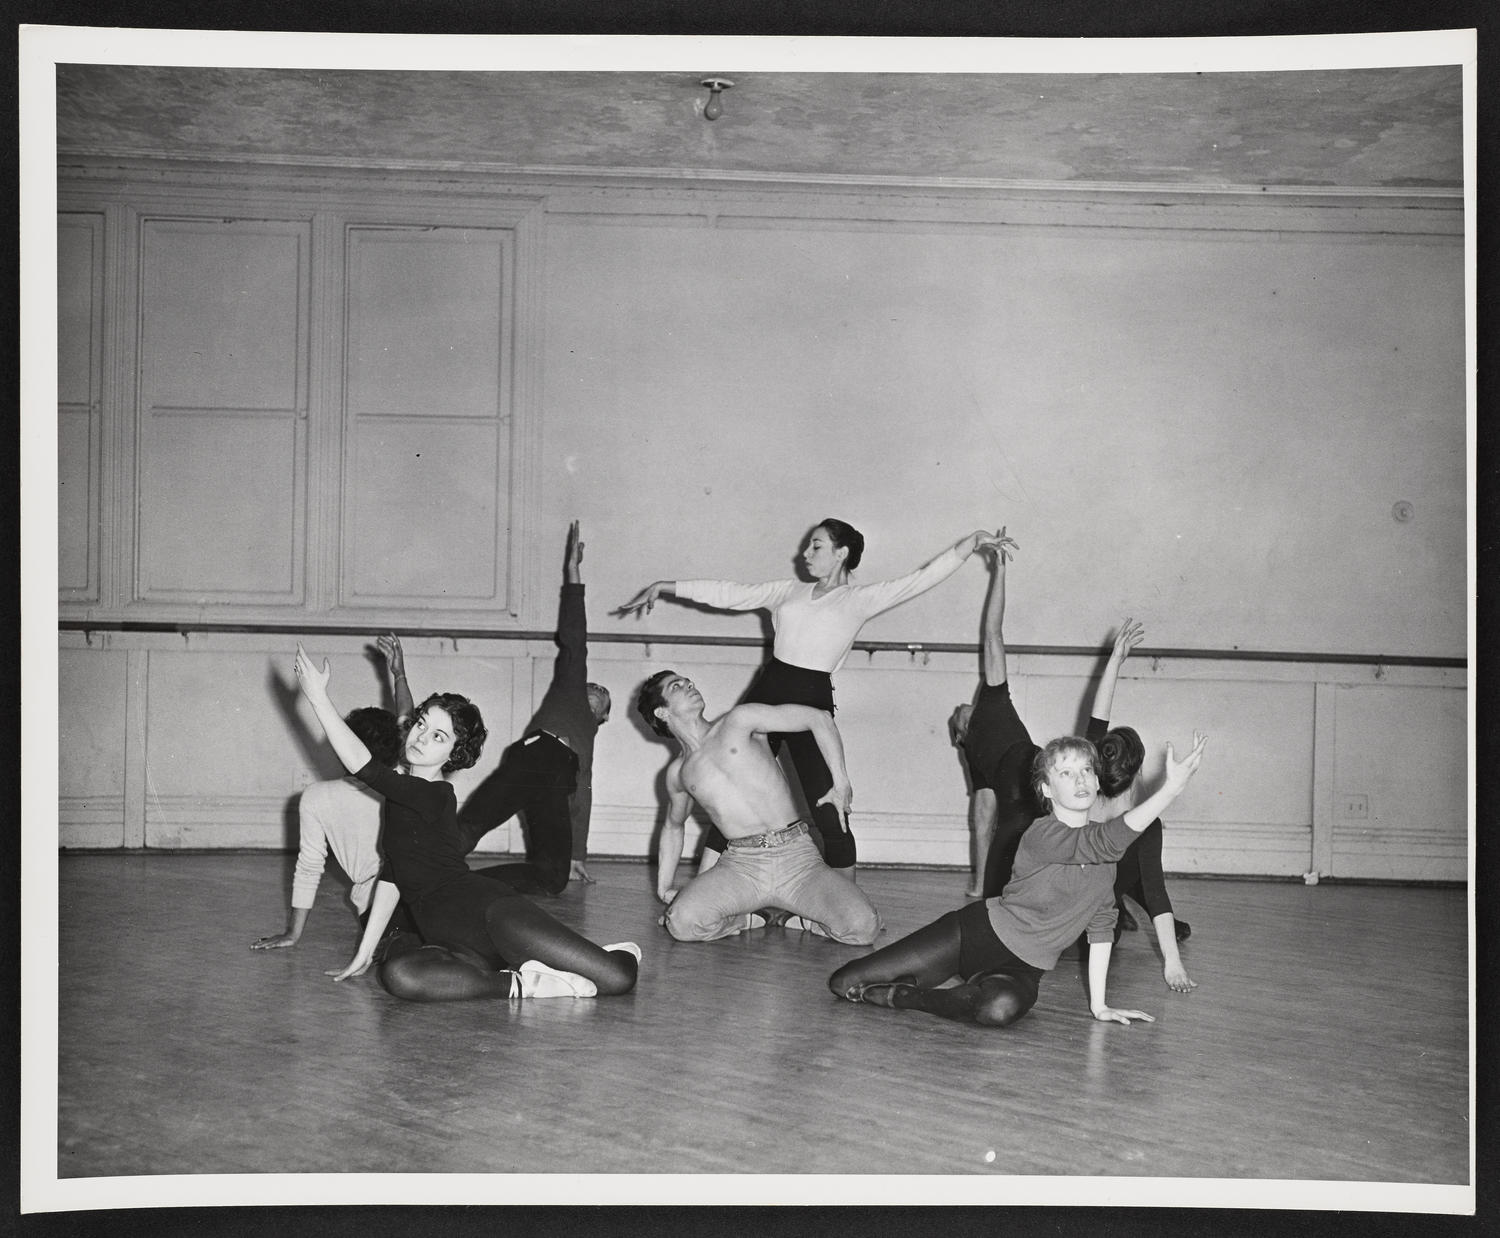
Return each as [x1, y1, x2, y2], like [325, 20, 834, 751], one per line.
[854, 528, 1009, 620]
[377, 633, 414, 721]
[1122, 733, 1208, 832]
[1089, 618, 1145, 728]
[978, 528, 1019, 686]
[293, 645, 374, 775]
[656, 761, 692, 903]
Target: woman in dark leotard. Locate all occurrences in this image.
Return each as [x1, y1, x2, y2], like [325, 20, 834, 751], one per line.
[293, 645, 638, 1002]
[945, 530, 1037, 898]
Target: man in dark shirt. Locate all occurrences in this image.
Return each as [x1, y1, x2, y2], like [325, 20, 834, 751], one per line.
[459, 521, 611, 893]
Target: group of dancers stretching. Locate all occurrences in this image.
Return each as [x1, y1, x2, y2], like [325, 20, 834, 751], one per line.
[264, 516, 1207, 1028]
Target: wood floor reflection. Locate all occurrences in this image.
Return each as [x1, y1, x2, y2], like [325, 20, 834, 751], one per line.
[53, 855, 1468, 1184]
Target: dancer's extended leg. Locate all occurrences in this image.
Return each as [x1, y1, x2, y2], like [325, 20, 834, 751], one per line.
[379, 944, 515, 1002]
[828, 908, 965, 1000]
[481, 894, 637, 995]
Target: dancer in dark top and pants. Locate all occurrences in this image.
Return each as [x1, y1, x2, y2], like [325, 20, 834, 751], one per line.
[460, 521, 612, 893]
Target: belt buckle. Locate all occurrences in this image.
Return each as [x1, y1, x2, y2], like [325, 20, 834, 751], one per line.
[756, 833, 772, 848]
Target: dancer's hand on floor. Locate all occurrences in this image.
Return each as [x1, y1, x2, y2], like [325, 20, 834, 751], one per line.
[1163, 962, 1198, 993]
[1092, 1006, 1156, 1025]
[251, 932, 297, 950]
[326, 952, 374, 982]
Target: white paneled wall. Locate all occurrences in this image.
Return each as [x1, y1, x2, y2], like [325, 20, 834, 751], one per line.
[58, 632, 1466, 881]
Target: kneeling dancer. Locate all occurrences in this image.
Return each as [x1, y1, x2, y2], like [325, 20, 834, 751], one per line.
[638, 670, 880, 945]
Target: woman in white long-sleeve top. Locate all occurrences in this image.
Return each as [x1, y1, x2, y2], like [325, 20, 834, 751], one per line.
[618, 519, 1002, 874]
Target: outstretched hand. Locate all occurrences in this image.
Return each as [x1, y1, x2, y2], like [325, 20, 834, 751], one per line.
[293, 644, 330, 698]
[816, 782, 854, 832]
[375, 632, 405, 677]
[1110, 617, 1146, 662]
[1163, 731, 1209, 791]
[565, 519, 584, 580]
[1093, 1006, 1156, 1026]
[615, 583, 661, 618]
[977, 525, 1019, 564]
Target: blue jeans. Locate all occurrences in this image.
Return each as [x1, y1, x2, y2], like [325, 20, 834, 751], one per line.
[665, 831, 879, 944]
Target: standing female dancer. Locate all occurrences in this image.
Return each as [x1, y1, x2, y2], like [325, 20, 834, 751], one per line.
[293, 645, 639, 1002]
[618, 520, 1002, 874]
[1084, 623, 1196, 993]
[828, 729, 1208, 1028]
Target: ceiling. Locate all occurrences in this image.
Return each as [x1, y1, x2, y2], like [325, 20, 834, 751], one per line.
[55, 64, 1464, 190]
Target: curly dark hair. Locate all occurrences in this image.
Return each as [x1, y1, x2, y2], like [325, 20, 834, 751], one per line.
[1095, 726, 1146, 799]
[1031, 736, 1100, 811]
[636, 670, 677, 737]
[406, 692, 488, 772]
[344, 706, 402, 768]
[814, 517, 865, 571]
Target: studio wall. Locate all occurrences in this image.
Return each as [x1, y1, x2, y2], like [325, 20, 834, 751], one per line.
[53, 159, 1468, 882]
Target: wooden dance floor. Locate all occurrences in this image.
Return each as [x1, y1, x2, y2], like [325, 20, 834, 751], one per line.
[50, 854, 1468, 1196]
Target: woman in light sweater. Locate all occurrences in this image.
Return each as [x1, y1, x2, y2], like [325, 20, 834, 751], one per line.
[618, 520, 1002, 874]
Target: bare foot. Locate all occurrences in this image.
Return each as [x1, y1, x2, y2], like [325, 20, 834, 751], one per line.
[569, 861, 596, 885]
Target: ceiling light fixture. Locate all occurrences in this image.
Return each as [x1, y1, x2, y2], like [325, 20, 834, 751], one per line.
[700, 78, 734, 121]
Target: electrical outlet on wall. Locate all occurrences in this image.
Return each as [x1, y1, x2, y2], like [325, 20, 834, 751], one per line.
[296, 768, 318, 789]
[1342, 794, 1369, 819]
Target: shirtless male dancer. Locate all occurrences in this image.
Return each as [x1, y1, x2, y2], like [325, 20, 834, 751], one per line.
[637, 671, 880, 945]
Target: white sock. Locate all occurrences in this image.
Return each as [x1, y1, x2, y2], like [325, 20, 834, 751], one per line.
[516, 959, 598, 998]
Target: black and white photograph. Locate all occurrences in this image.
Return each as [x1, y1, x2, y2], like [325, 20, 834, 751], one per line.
[20, 15, 1477, 1224]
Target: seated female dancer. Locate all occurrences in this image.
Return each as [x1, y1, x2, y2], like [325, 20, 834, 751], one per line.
[293, 644, 639, 1001]
[829, 729, 1207, 1028]
[253, 634, 413, 951]
[619, 519, 1002, 876]
[1084, 627, 1196, 993]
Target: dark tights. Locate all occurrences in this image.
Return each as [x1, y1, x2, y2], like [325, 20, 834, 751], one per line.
[828, 906, 1042, 1028]
[380, 894, 638, 1003]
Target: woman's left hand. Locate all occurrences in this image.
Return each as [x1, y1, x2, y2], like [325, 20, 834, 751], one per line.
[1092, 1006, 1156, 1025]
[817, 783, 854, 831]
[326, 953, 374, 982]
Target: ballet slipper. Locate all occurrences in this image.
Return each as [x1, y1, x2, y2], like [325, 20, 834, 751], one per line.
[602, 942, 642, 962]
[516, 959, 599, 998]
[854, 980, 917, 1009]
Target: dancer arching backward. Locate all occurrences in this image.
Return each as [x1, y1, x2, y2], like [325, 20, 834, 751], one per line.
[639, 670, 880, 945]
[829, 730, 1206, 1028]
[458, 521, 611, 893]
[944, 529, 1034, 899]
[975, 617, 1143, 899]
[293, 646, 638, 1001]
[252, 633, 414, 951]
[619, 521, 1003, 875]
[1083, 622, 1196, 993]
